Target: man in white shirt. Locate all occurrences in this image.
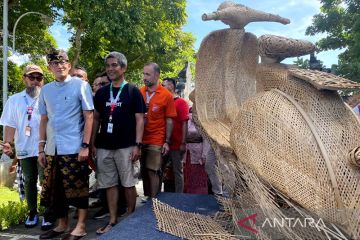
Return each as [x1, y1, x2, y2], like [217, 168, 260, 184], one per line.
[0, 64, 46, 228]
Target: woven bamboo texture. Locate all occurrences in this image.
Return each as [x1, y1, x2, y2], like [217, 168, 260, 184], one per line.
[153, 198, 238, 240]
[258, 35, 316, 63]
[192, 2, 360, 239]
[195, 28, 257, 152]
[289, 68, 360, 91]
[230, 63, 360, 238]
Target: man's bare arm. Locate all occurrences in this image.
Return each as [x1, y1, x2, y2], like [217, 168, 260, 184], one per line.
[38, 115, 48, 167]
[3, 126, 16, 156]
[91, 109, 100, 146]
[135, 113, 144, 143]
[165, 118, 173, 143]
[131, 113, 144, 161]
[78, 110, 93, 161]
[82, 110, 94, 144]
[162, 118, 173, 155]
[180, 120, 188, 152]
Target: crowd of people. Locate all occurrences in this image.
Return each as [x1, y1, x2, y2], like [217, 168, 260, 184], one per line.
[0, 49, 223, 240]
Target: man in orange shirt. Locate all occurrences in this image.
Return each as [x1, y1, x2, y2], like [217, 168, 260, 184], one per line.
[140, 63, 177, 198]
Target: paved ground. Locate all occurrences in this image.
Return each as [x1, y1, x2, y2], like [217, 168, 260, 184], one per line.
[0, 181, 146, 240]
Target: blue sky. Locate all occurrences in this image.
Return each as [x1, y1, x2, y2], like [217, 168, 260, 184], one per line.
[183, 0, 343, 67]
[49, 0, 342, 68]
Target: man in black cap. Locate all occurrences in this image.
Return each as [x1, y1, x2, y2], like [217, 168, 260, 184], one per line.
[38, 48, 94, 240]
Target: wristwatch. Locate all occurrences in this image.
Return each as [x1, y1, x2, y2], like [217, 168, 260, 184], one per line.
[81, 142, 89, 148]
[135, 142, 143, 149]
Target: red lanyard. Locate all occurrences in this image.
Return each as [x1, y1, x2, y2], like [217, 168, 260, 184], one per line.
[24, 95, 37, 122]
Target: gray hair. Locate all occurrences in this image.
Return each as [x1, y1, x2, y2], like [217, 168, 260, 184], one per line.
[104, 52, 127, 67]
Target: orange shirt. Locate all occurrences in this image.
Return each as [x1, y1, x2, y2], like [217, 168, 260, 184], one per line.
[140, 85, 177, 146]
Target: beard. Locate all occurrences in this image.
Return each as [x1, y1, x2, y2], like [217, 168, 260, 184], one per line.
[26, 86, 41, 98]
[144, 80, 154, 87]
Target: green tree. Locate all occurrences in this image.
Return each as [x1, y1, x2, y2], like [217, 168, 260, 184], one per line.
[0, 0, 57, 56]
[306, 0, 360, 82]
[293, 57, 310, 69]
[53, 0, 195, 84]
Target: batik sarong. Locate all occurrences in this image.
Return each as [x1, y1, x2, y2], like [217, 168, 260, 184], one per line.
[40, 154, 90, 218]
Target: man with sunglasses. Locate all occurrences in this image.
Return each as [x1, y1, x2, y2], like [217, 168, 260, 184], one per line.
[38, 49, 94, 240]
[92, 72, 110, 94]
[0, 64, 46, 228]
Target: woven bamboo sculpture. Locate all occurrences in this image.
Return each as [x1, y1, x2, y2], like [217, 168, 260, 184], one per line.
[193, 1, 360, 239]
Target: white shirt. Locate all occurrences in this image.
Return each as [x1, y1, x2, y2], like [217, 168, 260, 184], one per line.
[0, 90, 41, 159]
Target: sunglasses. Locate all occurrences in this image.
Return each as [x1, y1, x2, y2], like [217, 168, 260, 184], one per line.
[26, 75, 44, 82]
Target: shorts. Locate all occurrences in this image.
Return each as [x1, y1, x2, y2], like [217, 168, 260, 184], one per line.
[96, 147, 138, 188]
[141, 144, 162, 171]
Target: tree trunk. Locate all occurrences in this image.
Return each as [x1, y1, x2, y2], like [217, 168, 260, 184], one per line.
[71, 23, 83, 67]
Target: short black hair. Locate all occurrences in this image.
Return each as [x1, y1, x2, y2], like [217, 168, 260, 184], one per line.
[74, 66, 87, 72]
[95, 71, 107, 78]
[163, 77, 176, 89]
[46, 48, 69, 62]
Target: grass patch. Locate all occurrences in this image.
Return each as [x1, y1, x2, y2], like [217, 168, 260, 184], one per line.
[0, 187, 20, 205]
[0, 187, 27, 230]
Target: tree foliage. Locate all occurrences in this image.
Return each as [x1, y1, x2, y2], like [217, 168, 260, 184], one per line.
[1, 0, 195, 105]
[293, 57, 310, 69]
[53, 0, 195, 84]
[306, 0, 360, 81]
[0, 0, 57, 56]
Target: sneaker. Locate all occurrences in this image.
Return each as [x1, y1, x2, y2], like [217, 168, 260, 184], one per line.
[25, 214, 38, 228]
[93, 208, 110, 219]
[41, 217, 54, 231]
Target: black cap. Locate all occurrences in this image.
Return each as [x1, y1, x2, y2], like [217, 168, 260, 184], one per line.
[46, 48, 69, 62]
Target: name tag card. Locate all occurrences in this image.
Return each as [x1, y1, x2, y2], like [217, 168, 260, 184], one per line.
[25, 126, 31, 137]
[107, 123, 113, 133]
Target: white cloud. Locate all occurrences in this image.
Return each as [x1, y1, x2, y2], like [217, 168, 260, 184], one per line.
[8, 53, 30, 65]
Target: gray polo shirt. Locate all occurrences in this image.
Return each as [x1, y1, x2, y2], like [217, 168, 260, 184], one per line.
[39, 76, 94, 155]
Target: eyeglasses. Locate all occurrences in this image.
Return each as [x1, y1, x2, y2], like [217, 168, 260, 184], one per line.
[26, 75, 44, 82]
[49, 60, 69, 67]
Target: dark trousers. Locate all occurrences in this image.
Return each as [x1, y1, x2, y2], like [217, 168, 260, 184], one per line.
[20, 157, 44, 214]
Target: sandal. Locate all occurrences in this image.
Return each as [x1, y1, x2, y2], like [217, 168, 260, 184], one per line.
[96, 222, 117, 235]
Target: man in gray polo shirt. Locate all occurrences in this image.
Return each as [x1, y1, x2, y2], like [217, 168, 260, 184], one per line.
[38, 49, 94, 240]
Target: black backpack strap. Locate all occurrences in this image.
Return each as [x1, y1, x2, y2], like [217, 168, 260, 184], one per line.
[128, 83, 134, 100]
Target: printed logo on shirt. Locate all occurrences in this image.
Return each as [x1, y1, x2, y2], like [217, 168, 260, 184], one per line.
[106, 102, 122, 107]
[152, 104, 160, 112]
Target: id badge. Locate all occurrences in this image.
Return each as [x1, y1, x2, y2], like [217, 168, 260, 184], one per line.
[25, 126, 31, 137]
[107, 123, 113, 133]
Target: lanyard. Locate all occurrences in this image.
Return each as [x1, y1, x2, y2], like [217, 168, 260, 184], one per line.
[146, 91, 155, 104]
[24, 95, 38, 123]
[109, 80, 127, 122]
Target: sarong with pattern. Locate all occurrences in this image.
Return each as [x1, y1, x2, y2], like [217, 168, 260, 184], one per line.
[40, 154, 90, 217]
